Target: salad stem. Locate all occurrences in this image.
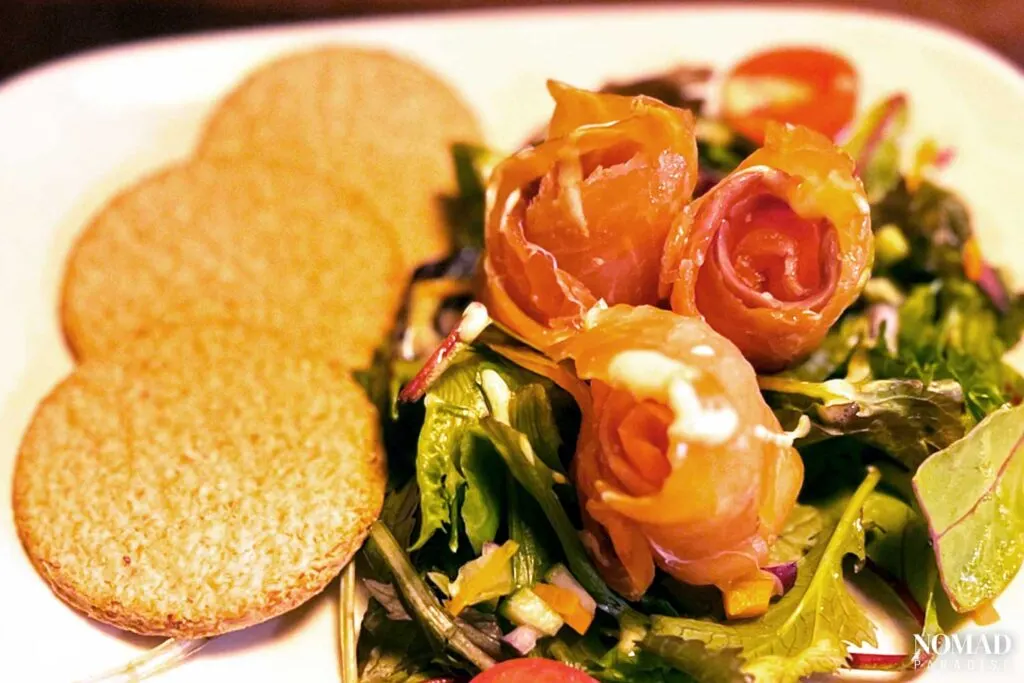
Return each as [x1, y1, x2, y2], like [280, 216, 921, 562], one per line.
[367, 521, 499, 672]
[76, 638, 209, 683]
[864, 558, 926, 626]
[339, 561, 359, 683]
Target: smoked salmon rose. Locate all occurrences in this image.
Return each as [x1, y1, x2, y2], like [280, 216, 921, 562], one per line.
[660, 122, 872, 371]
[552, 305, 804, 617]
[482, 82, 699, 350]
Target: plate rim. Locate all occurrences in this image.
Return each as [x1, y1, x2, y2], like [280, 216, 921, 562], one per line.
[2, 4, 1023, 681]
[2, 3, 1022, 102]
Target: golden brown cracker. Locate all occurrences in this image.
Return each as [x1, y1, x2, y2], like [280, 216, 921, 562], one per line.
[61, 159, 402, 365]
[197, 47, 482, 268]
[13, 324, 386, 638]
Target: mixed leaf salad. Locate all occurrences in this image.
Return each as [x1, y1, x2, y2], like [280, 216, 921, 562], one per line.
[348, 46, 1024, 682]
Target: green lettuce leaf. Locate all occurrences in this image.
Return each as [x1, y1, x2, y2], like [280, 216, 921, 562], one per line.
[509, 383, 564, 472]
[862, 492, 948, 667]
[641, 635, 744, 683]
[443, 143, 500, 250]
[412, 402, 468, 551]
[913, 403, 1024, 612]
[646, 468, 880, 683]
[473, 416, 626, 614]
[459, 435, 505, 554]
[768, 504, 824, 565]
[761, 375, 965, 470]
[507, 479, 556, 589]
[870, 280, 1024, 423]
[781, 314, 868, 382]
[412, 351, 564, 551]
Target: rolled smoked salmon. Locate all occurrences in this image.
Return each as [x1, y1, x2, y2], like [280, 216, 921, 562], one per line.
[660, 123, 872, 371]
[482, 82, 699, 350]
[552, 305, 804, 616]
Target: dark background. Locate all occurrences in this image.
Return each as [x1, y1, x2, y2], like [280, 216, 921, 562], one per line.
[2, 0, 1022, 84]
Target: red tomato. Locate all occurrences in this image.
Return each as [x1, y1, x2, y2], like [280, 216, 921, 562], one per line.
[470, 659, 598, 683]
[721, 47, 857, 144]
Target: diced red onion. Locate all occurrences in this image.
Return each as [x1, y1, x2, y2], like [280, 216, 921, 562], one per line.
[867, 303, 899, 352]
[853, 94, 907, 174]
[763, 562, 798, 595]
[934, 146, 956, 169]
[977, 262, 1011, 313]
[502, 625, 545, 655]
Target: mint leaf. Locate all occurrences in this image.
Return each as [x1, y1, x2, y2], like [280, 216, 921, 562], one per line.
[914, 404, 1024, 612]
[647, 469, 881, 683]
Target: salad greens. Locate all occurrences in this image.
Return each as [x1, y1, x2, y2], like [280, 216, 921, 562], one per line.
[767, 505, 824, 565]
[868, 279, 1024, 423]
[760, 375, 965, 470]
[350, 83, 1024, 683]
[914, 404, 1024, 613]
[646, 469, 880, 683]
[861, 491, 950, 669]
[473, 415, 624, 614]
[411, 350, 566, 552]
[368, 521, 501, 671]
[444, 143, 500, 250]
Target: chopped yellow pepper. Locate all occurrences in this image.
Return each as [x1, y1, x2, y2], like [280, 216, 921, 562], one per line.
[722, 571, 779, 620]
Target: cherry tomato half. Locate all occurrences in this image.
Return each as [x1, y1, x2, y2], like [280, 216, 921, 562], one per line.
[470, 659, 599, 683]
[721, 46, 858, 144]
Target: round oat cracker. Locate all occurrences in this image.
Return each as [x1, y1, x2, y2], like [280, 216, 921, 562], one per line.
[13, 324, 386, 638]
[61, 159, 402, 365]
[197, 47, 482, 269]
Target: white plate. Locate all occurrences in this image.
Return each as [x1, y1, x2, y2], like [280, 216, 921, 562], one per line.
[2, 5, 1022, 682]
